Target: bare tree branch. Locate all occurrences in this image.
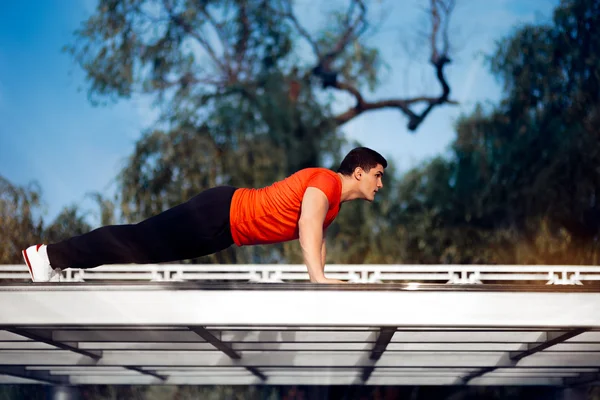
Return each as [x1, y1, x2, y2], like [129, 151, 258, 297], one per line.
[162, 0, 228, 77]
[439, 0, 455, 55]
[133, 0, 458, 133]
[280, 0, 320, 57]
[157, 0, 456, 132]
[196, 4, 236, 81]
[431, 0, 441, 61]
[332, 81, 458, 128]
[325, 0, 368, 67]
[152, 73, 225, 90]
[319, 0, 456, 131]
[234, 1, 250, 75]
[430, 0, 455, 62]
[308, 0, 369, 92]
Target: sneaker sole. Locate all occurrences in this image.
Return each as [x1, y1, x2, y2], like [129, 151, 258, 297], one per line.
[22, 245, 43, 281]
[22, 249, 35, 281]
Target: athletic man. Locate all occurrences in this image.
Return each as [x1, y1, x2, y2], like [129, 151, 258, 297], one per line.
[22, 147, 386, 283]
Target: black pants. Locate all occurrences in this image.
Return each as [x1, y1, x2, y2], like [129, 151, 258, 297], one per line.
[47, 186, 237, 269]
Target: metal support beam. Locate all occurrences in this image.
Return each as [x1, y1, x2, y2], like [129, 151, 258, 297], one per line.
[189, 326, 240, 359]
[369, 327, 397, 361]
[6, 328, 102, 360]
[0, 366, 69, 385]
[461, 328, 589, 385]
[510, 329, 589, 362]
[242, 366, 267, 381]
[361, 327, 396, 382]
[5, 329, 167, 382]
[460, 366, 497, 385]
[123, 366, 167, 381]
[189, 326, 267, 381]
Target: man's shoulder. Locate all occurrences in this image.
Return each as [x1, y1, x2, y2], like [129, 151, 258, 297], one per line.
[294, 168, 341, 203]
[279, 168, 340, 195]
[294, 167, 337, 179]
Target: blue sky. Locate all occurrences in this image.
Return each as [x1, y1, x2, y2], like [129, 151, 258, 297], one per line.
[0, 0, 559, 226]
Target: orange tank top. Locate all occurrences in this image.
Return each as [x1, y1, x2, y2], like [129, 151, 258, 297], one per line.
[229, 168, 342, 246]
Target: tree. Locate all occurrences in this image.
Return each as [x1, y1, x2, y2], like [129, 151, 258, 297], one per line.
[43, 205, 93, 245]
[0, 176, 44, 264]
[67, 0, 456, 131]
[65, 0, 458, 264]
[452, 0, 600, 263]
[0, 174, 115, 266]
[384, 0, 600, 265]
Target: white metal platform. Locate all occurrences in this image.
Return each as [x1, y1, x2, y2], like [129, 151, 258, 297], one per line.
[2, 263, 600, 284]
[0, 264, 599, 387]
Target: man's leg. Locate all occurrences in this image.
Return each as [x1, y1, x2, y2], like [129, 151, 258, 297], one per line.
[46, 186, 237, 269]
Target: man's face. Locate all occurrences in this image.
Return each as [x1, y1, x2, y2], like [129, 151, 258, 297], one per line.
[357, 164, 385, 201]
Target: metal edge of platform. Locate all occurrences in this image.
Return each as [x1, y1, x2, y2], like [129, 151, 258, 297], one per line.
[1, 282, 600, 292]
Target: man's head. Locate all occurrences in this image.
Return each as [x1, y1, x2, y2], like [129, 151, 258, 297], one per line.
[337, 147, 387, 202]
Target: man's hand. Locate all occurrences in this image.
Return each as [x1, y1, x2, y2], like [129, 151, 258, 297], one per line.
[299, 187, 330, 282]
[313, 277, 347, 284]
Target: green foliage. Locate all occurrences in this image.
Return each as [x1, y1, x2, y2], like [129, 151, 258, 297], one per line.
[0, 176, 44, 264]
[377, 0, 600, 266]
[43, 205, 93, 244]
[0, 176, 115, 265]
[277, 0, 600, 268]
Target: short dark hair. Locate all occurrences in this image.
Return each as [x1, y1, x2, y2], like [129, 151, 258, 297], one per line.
[337, 147, 387, 176]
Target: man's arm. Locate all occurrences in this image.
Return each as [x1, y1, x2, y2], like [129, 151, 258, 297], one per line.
[298, 187, 342, 283]
[321, 235, 326, 268]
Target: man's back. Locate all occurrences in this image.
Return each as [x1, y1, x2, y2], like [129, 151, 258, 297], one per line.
[230, 168, 342, 246]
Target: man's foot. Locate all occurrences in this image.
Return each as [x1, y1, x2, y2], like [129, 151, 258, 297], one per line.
[22, 245, 61, 282]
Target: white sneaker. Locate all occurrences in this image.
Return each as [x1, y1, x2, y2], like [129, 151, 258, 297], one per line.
[22, 245, 62, 282]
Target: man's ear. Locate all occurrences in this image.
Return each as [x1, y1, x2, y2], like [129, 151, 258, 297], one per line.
[353, 167, 363, 180]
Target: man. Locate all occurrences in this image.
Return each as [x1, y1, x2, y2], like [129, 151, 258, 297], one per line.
[22, 147, 386, 283]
